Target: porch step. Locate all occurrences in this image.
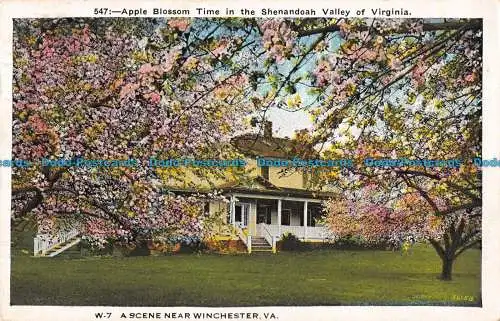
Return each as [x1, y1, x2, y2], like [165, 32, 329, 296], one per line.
[250, 236, 273, 253]
[251, 239, 270, 243]
[41, 237, 81, 257]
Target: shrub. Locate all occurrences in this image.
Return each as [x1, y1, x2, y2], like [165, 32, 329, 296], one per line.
[203, 238, 246, 254]
[331, 235, 390, 250]
[145, 235, 206, 255]
[128, 240, 151, 256]
[79, 238, 115, 256]
[280, 232, 303, 251]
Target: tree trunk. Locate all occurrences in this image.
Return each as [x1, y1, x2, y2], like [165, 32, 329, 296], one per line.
[440, 256, 454, 281]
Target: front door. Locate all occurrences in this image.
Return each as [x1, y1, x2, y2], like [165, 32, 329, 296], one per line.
[257, 206, 271, 225]
[234, 202, 250, 228]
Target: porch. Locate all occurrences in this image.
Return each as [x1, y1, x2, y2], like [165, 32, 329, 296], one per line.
[227, 192, 335, 252]
[257, 223, 332, 241]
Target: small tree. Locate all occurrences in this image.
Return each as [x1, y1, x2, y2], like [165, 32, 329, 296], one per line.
[324, 185, 481, 280]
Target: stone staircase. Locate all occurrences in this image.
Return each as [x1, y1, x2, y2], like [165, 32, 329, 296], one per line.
[251, 236, 273, 253]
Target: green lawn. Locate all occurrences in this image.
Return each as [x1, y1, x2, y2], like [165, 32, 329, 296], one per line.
[10, 245, 481, 306]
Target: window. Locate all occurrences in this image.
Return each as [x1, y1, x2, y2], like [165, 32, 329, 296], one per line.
[235, 203, 250, 227]
[261, 166, 269, 180]
[308, 208, 323, 226]
[235, 205, 242, 222]
[243, 204, 249, 227]
[257, 206, 271, 224]
[281, 209, 291, 226]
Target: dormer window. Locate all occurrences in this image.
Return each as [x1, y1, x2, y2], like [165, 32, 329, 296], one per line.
[261, 166, 269, 180]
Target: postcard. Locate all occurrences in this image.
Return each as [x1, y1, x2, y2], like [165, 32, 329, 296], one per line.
[0, 1, 498, 320]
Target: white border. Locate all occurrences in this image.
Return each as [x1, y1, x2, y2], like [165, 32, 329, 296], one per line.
[1, 1, 499, 320]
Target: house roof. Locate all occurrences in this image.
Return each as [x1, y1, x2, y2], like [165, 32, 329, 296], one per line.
[216, 175, 278, 190]
[230, 133, 295, 158]
[162, 122, 331, 199]
[230, 121, 315, 158]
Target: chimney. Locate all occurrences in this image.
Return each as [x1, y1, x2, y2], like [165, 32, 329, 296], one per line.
[263, 121, 272, 138]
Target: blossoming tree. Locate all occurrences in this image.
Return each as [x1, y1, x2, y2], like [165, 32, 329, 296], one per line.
[12, 18, 257, 247]
[255, 18, 481, 280]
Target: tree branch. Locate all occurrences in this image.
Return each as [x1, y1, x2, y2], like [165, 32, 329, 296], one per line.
[297, 20, 482, 37]
[429, 238, 445, 260]
[454, 239, 480, 259]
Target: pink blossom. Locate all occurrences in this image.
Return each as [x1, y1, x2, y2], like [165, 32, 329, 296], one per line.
[119, 83, 140, 99]
[411, 61, 427, 86]
[145, 92, 161, 104]
[260, 19, 297, 63]
[313, 59, 332, 87]
[162, 48, 181, 72]
[389, 57, 403, 70]
[359, 49, 378, 61]
[168, 18, 190, 32]
[28, 114, 48, 133]
[464, 73, 476, 82]
[138, 63, 155, 74]
[212, 39, 229, 57]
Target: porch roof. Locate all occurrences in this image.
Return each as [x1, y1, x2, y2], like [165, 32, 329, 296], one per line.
[161, 186, 333, 202]
[222, 186, 334, 201]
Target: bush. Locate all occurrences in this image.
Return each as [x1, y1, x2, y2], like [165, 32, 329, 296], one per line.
[331, 235, 390, 250]
[275, 234, 395, 252]
[129, 240, 151, 256]
[79, 238, 115, 256]
[177, 237, 207, 254]
[78, 235, 209, 256]
[280, 232, 303, 251]
[203, 239, 246, 254]
[147, 236, 207, 255]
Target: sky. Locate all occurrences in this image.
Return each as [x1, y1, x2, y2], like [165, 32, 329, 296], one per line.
[263, 18, 448, 139]
[256, 34, 342, 139]
[266, 106, 312, 138]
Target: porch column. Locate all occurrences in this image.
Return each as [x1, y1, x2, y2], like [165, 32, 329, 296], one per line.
[277, 199, 282, 236]
[230, 195, 236, 226]
[303, 201, 308, 241]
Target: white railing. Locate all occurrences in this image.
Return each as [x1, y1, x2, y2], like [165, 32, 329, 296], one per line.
[260, 224, 332, 241]
[260, 223, 276, 253]
[33, 227, 80, 257]
[235, 226, 251, 253]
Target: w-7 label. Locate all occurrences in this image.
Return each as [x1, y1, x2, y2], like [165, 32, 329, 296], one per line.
[95, 312, 112, 319]
[95, 312, 278, 319]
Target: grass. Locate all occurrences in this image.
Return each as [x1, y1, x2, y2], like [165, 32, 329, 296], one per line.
[10, 244, 481, 306]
